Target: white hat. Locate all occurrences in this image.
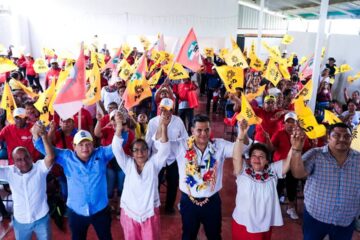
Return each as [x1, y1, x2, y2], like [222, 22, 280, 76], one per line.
[73, 130, 93, 144]
[109, 110, 119, 120]
[50, 58, 58, 64]
[13, 108, 26, 118]
[285, 112, 297, 121]
[159, 98, 174, 111]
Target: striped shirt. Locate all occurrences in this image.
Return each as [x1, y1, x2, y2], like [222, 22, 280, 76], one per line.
[303, 145, 360, 226]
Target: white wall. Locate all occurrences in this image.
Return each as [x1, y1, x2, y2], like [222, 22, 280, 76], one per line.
[7, 0, 238, 57]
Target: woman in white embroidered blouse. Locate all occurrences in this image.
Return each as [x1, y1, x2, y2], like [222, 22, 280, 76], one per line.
[112, 111, 170, 240]
[231, 120, 292, 240]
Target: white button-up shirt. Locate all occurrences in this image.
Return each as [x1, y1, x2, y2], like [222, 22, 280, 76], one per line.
[0, 160, 50, 224]
[146, 115, 188, 165]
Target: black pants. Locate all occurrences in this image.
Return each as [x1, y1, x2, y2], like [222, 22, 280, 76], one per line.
[178, 108, 194, 134]
[158, 161, 179, 210]
[27, 75, 43, 92]
[68, 206, 112, 240]
[277, 171, 298, 202]
[180, 192, 222, 240]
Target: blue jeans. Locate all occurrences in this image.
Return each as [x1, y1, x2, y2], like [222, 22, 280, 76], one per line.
[106, 168, 125, 198]
[303, 207, 355, 240]
[13, 213, 51, 240]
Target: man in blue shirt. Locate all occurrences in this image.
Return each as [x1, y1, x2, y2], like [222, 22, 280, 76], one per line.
[34, 129, 114, 240]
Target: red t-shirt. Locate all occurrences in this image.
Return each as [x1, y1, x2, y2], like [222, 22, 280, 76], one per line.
[45, 68, 61, 88]
[25, 59, 36, 76]
[100, 115, 110, 128]
[74, 108, 93, 132]
[271, 129, 292, 162]
[0, 124, 41, 165]
[53, 129, 76, 150]
[253, 107, 283, 143]
[101, 127, 134, 155]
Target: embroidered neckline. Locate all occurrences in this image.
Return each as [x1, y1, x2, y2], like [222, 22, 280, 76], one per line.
[244, 165, 275, 182]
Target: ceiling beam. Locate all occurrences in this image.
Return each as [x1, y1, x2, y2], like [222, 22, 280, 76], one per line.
[307, 0, 357, 17]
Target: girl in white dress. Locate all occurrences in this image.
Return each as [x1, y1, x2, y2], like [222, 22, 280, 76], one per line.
[232, 120, 291, 240]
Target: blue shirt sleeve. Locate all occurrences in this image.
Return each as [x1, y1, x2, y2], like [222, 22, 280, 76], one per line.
[34, 137, 71, 167]
[97, 145, 114, 164]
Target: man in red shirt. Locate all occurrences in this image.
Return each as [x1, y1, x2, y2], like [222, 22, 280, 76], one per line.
[0, 108, 41, 165]
[73, 107, 94, 135]
[45, 59, 61, 89]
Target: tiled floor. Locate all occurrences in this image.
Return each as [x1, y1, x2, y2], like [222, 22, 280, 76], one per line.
[2, 96, 360, 239]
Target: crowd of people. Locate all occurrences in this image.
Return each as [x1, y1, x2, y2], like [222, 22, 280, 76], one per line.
[0, 42, 359, 240]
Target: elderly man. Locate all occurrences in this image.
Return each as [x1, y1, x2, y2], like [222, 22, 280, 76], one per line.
[146, 98, 188, 214]
[290, 122, 360, 240]
[0, 121, 54, 240]
[34, 129, 114, 240]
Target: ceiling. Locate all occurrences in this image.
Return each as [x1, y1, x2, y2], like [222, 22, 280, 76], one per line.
[242, 0, 360, 19]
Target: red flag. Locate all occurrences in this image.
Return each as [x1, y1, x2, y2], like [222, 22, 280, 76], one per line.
[53, 46, 86, 120]
[175, 28, 201, 72]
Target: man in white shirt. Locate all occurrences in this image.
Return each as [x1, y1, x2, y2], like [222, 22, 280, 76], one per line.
[146, 98, 188, 214]
[0, 122, 54, 240]
[164, 114, 251, 240]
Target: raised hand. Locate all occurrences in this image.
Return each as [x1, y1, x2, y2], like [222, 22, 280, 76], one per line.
[291, 126, 305, 150]
[237, 119, 249, 138]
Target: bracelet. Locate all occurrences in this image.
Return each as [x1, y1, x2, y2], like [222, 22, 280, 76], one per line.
[292, 148, 302, 152]
[236, 138, 244, 142]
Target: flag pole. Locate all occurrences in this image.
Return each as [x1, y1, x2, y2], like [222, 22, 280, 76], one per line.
[78, 108, 82, 130]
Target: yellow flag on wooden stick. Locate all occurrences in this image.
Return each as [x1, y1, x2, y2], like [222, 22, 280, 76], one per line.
[351, 124, 360, 151]
[0, 57, 18, 74]
[293, 79, 313, 102]
[33, 58, 49, 73]
[9, 79, 39, 99]
[263, 59, 282, 86]
[236, 94, 262, 125]
[215, 66, 244, 93]
[83, 52, 102, 106]
[34, 79, 56, 125]
[162, 62, 189, 80]
[148, 69, 162, 89]
[225, 48, 249, 69]
[204, 48, 214, 58]
[323, 110, 342, 125]
[0, 82, 17, 124]
[281, 34, 294, 45]
[246, 85, 266, 101]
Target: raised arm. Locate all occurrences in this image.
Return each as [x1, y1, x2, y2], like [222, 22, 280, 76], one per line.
[289, 127, 308, 178]
[155, 111, 171, 141]
[112, 112, 131, 170]
[94, 112, 104, 138]
[232, 119, 249, 175]
[32, 122, 55, 169]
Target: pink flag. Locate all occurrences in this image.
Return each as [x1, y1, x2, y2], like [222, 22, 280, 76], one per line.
[157, 34, 165, 51]
[175, 28, 201, 72]
[53, 46, 86, 120]
[103, 47, 122, 71]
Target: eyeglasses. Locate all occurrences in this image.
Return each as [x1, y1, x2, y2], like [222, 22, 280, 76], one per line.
[132, 148, 148, 153]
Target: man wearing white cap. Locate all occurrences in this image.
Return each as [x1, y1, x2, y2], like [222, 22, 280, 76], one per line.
[0, 108, 41, 165]
[146, 98, 188, 214]
[45, 59, 61, 89]
[267, 112, 300, 220]
[34, 129, 115, 240]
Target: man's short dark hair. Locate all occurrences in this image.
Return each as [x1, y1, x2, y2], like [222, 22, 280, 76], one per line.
[192, 114, 210, 127]
[327, 122, 352, 135]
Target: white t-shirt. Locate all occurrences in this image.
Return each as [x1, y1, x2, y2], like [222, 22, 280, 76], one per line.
[232, 161, 284, 233]
[0, 160, 50, 224]
[112, 135, 170, 223]
[146, 115, 188, 165]
[100, 87, 121, 111]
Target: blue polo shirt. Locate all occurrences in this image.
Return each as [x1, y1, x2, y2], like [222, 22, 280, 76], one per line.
[34, 138, 114, 216]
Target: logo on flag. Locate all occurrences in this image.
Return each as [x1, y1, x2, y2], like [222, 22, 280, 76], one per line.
[187, 41, 199, 60]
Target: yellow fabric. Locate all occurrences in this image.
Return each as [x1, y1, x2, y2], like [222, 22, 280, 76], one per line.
[281, 34, 294, 45]
[0, 57, 18, 74]
[84, 52, 102, 106]
[215, 66, 244, 93]
[263, 59, 282, 86]
[351, 125, 360, 151]
[148, 69, 162, 89]
[9, 79, 39, 99]
[162, 62, 189, 80]
[293, 79, 313, 102]
[236, 94, 262, 125]
[323, 110, 342, 125]
[33, 58, 49, 73]
[224, 47, 248, 69]
[0, 82, 17, 124]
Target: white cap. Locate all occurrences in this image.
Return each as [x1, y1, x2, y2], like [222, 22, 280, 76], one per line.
[109, 110, 119, 120]
[73, 130, 93, 144]
[50, 58, 58, 64]
[285, 112, 297, 121]
[13, 108, 26, 118]
[159, 98, 174, 111]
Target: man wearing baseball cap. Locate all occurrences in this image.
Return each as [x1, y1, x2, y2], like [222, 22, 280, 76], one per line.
[0, 108, 41, 165]
[146, 98, 188, 214]
[34, 128, 115, 239]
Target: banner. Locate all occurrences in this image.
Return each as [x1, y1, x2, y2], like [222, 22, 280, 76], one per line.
[176, 28, 201, 72]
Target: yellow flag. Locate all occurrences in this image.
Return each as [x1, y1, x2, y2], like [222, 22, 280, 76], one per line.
[299, 56, 307, 65]
[248, 41, 256, 58]
[278, 60, 291, 80]
[84, 52, 101, 106]
[42, 47, 55, 57]
[246, 85, 266, 101]
[225, 48, 249, 69]
[230, 36, 239, 49]
[0, 57, 18, 74]
[262, 41, 281, 60]
[48, 69, 69, 115]
[151, 50, 166, 63]
[162, 62, 189, 80]
[34, 79, 56, 124]
[351, 125, 360, 151]
[33, 58, 49, 73]
[218, 48, 229, 60]
[263, 59, 282, 86]
[119, 60, 134, 81]
[281, 34, 294, 45]
[148, 69, 162, 89]
[215, 66, 244, 93]
[94, 52, 106, 70]
[122, 43, 132, 59]
[287, 53, 295, 67]
[236, 94, 262, 125]
[0, 82, 17, 124]
[204, 48, 214, 58]
[321, 47, 326, 58]
[139, 36, 151, 51]
[9, 79, 39, 99]
[347, 72, 360, 84]
[293, 79, 313, 102]
[339, 64, 352, 73]
[323, 110, 342, 125]
[164, 51, 174, 62]
[250, 56, 264, 72]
